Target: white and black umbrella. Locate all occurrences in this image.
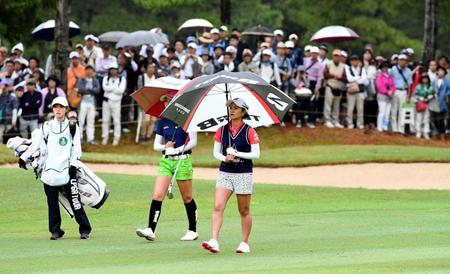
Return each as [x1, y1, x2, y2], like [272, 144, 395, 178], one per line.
[161, 71, 296, 132]
[115, 30, 168, 49]
[31, 20, 80, 41]
[99, 31, 128, 43]
[177, 18, 213, 33]
[310, 25, 359, 43]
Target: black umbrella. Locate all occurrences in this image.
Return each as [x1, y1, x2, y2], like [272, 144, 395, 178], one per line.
[241, 25, 274, 37]
[161, 71, 295, 132]
[31, 20, 80, 41]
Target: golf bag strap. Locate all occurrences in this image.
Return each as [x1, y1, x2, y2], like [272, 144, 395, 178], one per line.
[43, 121, 77, 144]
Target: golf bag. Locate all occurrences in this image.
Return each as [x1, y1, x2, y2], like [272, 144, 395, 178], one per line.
[7, 136, 110, 219]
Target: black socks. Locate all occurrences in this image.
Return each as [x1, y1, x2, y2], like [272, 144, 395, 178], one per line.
[148, 199, 162, 231]
[184, 199, 197, 232]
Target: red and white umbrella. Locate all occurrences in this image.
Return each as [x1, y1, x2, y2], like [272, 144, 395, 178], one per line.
[310, 25, 359, 43]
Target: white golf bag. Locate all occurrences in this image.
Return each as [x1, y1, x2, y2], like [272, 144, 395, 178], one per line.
[7, 136, 110, 219]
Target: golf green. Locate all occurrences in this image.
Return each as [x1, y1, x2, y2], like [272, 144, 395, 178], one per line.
[1, 169, 450, 273]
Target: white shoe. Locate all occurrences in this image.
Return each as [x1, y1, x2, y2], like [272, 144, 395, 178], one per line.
[136, 227, 156, 241]
[236, 242, 250, 253]
[295, 121, 302, 128]
[358, 125, 364, 130]
[324, 121, 335, 128]
[280, 122, 286, 127]
[334, 122, 344, 129]
[181, 230, 198, 241]
[101, 139, 108, 145]
[122, 128, 131, 133]
[307, 123, 316, 129]
[112, 139, 119, 146]
[416, 133, 421, 139]
[201, 239, 219, 254]
[424, 133, 430, 140]
[347, 124, 354, 129]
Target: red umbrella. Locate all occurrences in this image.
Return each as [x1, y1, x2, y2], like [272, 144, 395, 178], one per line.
[131, 77, 190, 117]
[310, 25, 359, 43]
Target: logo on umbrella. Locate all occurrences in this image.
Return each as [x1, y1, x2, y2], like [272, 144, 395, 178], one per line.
[266, 93, 289, 111]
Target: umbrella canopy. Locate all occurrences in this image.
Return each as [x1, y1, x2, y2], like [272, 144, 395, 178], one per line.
[131, 77, 190, 117]
[310, 25, 359, 43]
[161, 71, 296, 132]
[31, 20, 80, 41]
[241, 25, 274, 37]
[99, 31, 128, 43]
[177, 18, 213, 33]
[116, 30, 169, 49]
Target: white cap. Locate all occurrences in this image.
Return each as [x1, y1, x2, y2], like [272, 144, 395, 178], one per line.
[159, 48, 168, 57]
[187, 42, 197, 49]
[69, 51, 79, 59]
[405, 48, 414, 55]
[285, 41, 294, 49]
[226, 97, 249, 110]
[340, 50, 348, 58]
[260, 42, 270, 48]
[304, 45, 311, 52]
[51, 97, 69, 108]
[276, 41, 286, 48]
[226, 46, 237, 53]
[289, 34, 298, 40]
[84, 34, 99, 43]
[170, 61, 181, 69]
[220, 25, 228, 32]
[242, 48, 253, 57]
[273, 29, 284, 36]
[391, 54, 399, 61]
[12, 43, 24, 52]
[210, 28, 220, 34]
[398, 54, 408, 60]
[310, 46, 320, 54]
[108, 62, 119, 70]
[262, 49, 272, 56]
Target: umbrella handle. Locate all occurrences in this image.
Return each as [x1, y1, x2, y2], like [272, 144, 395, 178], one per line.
[135, 111, 143, 144]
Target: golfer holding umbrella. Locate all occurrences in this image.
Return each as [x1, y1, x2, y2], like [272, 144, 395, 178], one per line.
[201, 97, 259, 254]
[136, 94, 199, 242]
[160, 71, 295, 253]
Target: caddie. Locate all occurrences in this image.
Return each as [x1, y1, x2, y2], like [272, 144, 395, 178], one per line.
[18, 97, 91, 240]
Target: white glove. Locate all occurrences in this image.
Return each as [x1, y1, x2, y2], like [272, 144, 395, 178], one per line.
[427, 95, 434, 100]
[226, 147, 238, 156]
[165, 147, 177, 156]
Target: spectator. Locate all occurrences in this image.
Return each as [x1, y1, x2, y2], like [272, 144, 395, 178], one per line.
[225, 46, 238, 67]
[139, 45, 159, 73]
[411, 61, 425, 95]
[238, 49, 258, 73]
[273, 42, 292, 94]
[75, 43, 86, 66]
[323, 49, 346, 128]
[170, 62, 183, 79]
[101, 62, 126, 146]
[272, 29, 284, 53]
[67, 51, 85, 109]
[289, 34, 303, 67]
[363, 53, 379, 128]
[118, 53, 138, 134]
[219, 26, 229, 48]
[229, 32, 247, 64]
[345, 54, 368, 129]
[252, 42, 273, 63]
[428, 60, 438, 84]
[19, 79, 42, 138]
[221, 52, 237, 72]
[210, 28, 226, 55]
[12, 59, 25, 85]
[32, 69, 46, 92]
[22, 56, 40, 80]
[318, 44, 329, 66]
[414, 73, 435, 139]
[258, 49, 281, 88]
[83, 34, 102, 67]
[390, 54, 399, 67]
[197, 32, 213, 57]
[11, 43, 28, 67]
[166, 46, 177, 63]
[39, 75, 65, 120]
[303, 45, 311, 59]
[157, 50, 171, 77]
[340, 50, 348, 65]
[390, 54, 412, 134]
[430, 66, 450, 140]
[375, 61, 395, 132]
[212, 45, 224, 73]
[77, 66, 100, 144]
[285, 41, 297, 76]
[95, 44, 117, 79]
[137, 63, 157, 142]
[195, 51, 214, 76]
[0, 60, 14, 83]
[297, 46, 323, 128]
[174, 40, 186, 61]
[180, 43, 201, 79]
[0, 80, 18, 142]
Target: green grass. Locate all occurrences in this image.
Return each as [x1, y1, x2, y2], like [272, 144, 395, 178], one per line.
[1, 168, 450, 273]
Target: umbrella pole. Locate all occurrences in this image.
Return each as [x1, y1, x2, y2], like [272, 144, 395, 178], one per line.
[225, 84, 232, 149]
[135, 110, 142, 144]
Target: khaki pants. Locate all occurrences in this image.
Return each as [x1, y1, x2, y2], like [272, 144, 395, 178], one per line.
[346, 92, 365, 127]
[390, 90, 407, 133]
[323, 86, 341, 123]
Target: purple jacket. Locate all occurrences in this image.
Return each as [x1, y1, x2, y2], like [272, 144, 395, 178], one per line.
[303, 57, 323, 92]
[39, 87, 66, 116]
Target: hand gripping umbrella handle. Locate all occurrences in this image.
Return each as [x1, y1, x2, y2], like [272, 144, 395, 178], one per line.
[167, 134, 190, 199]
